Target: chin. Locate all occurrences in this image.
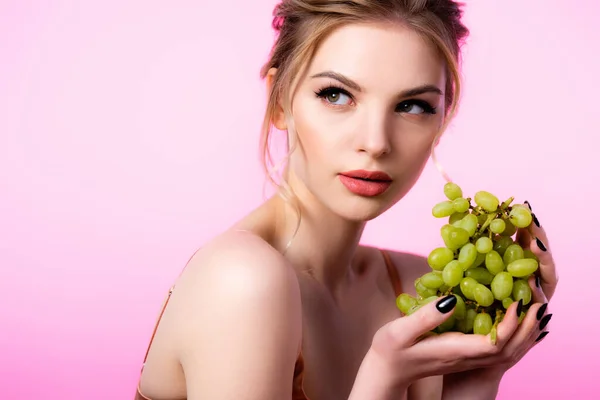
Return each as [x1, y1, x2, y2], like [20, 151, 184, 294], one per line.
[327, 192, 399, 222]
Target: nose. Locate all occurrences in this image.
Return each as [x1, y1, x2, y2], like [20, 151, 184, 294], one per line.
[355, 110, 392, 158]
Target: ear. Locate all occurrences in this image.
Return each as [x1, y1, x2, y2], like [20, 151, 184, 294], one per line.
[266, 67, 287, 131]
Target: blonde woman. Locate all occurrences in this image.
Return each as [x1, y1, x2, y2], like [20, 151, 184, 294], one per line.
[135, 1, 557, 399]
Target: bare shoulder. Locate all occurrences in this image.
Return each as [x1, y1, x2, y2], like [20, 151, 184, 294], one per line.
[169, 230, 303, 399]
[178, 230, 299, 293]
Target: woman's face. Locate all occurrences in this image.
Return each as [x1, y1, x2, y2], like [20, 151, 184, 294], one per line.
[286, 22, 447, 221]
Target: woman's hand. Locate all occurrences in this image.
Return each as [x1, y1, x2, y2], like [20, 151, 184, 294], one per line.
[357, 205, 557, 398]
[361, 292, 539, 394]
[441, 203, 557, 399]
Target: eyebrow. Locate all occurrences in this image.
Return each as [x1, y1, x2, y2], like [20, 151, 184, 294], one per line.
[310, 70, 443, 97]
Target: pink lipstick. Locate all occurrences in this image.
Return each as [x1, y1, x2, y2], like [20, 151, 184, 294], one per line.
[338, 170, 392, 197]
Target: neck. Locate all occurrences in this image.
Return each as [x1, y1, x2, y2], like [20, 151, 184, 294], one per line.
[271, 172, 368, 293]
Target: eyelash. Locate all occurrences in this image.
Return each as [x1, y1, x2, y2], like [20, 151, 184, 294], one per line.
[314, 85, 438, 115]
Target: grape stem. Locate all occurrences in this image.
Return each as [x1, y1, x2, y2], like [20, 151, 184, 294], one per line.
[501, 197, 515, 210]
[478, 213, 497, 235]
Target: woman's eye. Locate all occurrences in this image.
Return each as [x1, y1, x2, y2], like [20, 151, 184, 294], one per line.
[325, 91, 351, 105]
[397, 101, 437, 115]
[316, 88, 353, 106]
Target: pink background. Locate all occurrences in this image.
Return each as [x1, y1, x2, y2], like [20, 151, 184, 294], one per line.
[1, 0, 598, 398]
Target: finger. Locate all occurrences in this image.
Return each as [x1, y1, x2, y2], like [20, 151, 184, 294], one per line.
[495, 301, 547, 361]
[524, 200, 549, 245]
[388, 295, 457, 346]
[412, 329, 500, 362]
[491, 299, 522, 351]
[514, 301, 552, 361]
[528, 274, 548, 305]
[519, 201, 558, 300]
[528, 235, 558, 301]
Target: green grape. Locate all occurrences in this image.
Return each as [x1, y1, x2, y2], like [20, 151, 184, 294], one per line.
[461, 214, 479, 237]
[442, 260, 464, 287]
[449, 211, 468, 224]
[507, 258, 539, 278]
[518, 311, 526, 323]
[509, 206, 533, 228]
[427, 247, 455, 271]
[433, 201, 456, 218]
[472, 251, 486, 268]
[452, 284, 464, 297]
[474, 191, 499, 212]
[437, 315, 456, 333]
[406, 304, 422, 315]
[474, 312, 493, 335]
[493, 236, 513, 256]
[444, 182, 463, 200]
[524, 249, 539, 261]
[454, 295, 466, 320]
[441, 225, 470, 250]
[452, 197, 470, 213]
[420, 295, 440, 305]
[485, 250, 505, 275]
[503, 244, 525, 265]
[473, 284, 494, 307]
[455, 317, 468, 333]
[490, 218, 506, 234]
[475, 237, 493, 254]
[477, 213, 489, 226]
[396, 293, 418, 314]
[457, 308, 477, 333]
[512, 279, 532, 305]
[465, 267, 494, 285]
[491, 271, 513, 300]
[416, 279, 438, 298]
[460, 277, 478, 300]
[439, 284, 450, 293]
[500, 219, 518, 237]
[458, 243, 478, 270]
[421, 272, 444, 289]
[502, 297, 514, 310]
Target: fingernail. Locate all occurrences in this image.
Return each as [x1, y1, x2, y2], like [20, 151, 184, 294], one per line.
[539, 313, 553, 330]
[436, 295, 457, 314]
[516, 299, 523, 316]
[532, 213, 540, 228]
[536, 303, 548, 321]
[536, 237, 547, 252]
[524, 200, 532, 211]
[535, 331, 549, 342]
[535, 275, 541, 288]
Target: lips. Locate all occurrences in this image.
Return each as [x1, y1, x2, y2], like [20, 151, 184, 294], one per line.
[339, 170, 392, 182]
[338, 170, 393, 197]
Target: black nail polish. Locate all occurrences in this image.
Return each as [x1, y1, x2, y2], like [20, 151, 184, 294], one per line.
[536, 303, 548, 321]
[436, 295, 457, 314]
[536, 237, 547, 252]
[536, 331, 549, 342]
[524, 200, 532, 211]
[535, 275, 541, 288]
[532, 213, 540, 228]
[516, 299, 523, 316]
[539, 313, 553, 330]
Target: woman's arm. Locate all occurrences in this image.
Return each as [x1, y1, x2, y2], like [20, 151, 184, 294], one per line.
[171, 233, 304, 400]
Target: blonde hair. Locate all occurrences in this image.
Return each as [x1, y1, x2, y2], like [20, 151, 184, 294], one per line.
[258, 0, 470, 251]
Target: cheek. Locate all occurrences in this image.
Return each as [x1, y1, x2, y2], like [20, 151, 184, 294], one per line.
[394, 118, 441, 157]
[290, 99, 339, 170]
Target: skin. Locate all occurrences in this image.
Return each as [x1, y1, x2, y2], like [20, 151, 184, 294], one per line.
[137, 22, 558, 400]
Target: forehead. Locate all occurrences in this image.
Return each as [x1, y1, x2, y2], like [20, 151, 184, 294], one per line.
[306, 22, 446, 91]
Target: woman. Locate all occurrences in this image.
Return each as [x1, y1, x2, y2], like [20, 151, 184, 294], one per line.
[135, 0, 557, 399]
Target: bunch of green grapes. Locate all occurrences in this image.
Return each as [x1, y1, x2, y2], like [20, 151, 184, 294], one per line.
[396, 182, 537, 343]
